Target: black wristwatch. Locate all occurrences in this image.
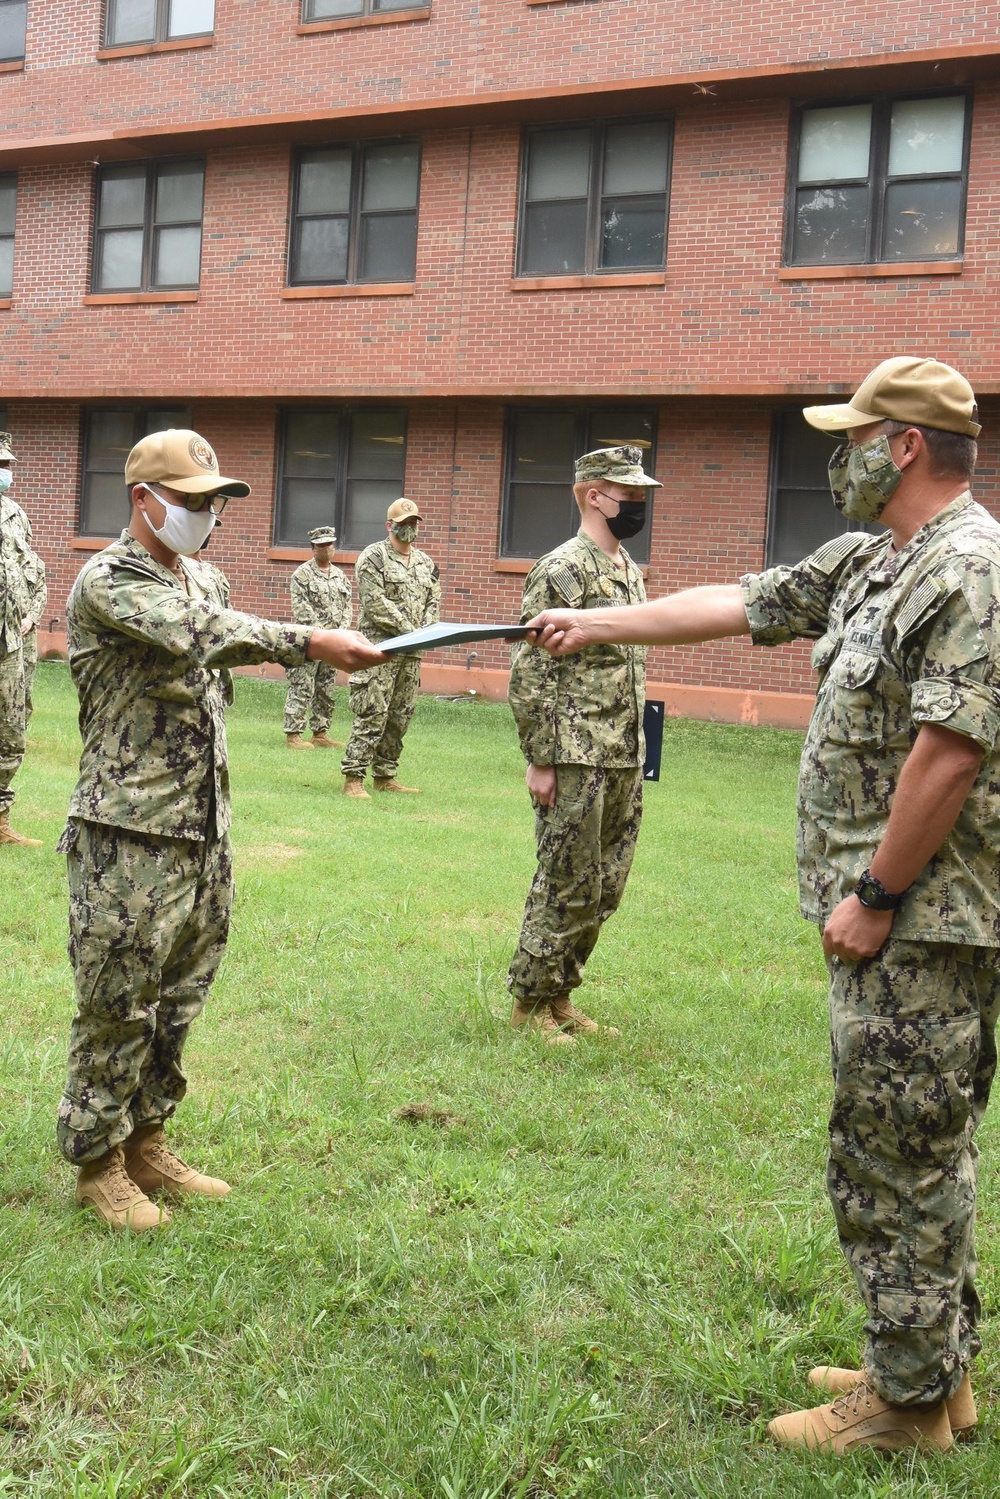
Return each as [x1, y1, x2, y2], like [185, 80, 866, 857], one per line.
[854, 868, 906, 911]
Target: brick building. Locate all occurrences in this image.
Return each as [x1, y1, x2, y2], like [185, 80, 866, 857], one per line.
[2, 1, 999, 725]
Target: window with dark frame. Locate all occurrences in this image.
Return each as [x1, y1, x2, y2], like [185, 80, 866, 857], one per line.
[302, 0, 428, 21]
[275, 408, 407, 550]
[517, 120, 671, 278]
[502, 408, 656, 563]
[0, 176, 15, 298]
[81, 406, 191, 536]
[92, 160, 204, 293]
[766, 409, 883, 568]
[105, 0, 215, 47]
[288, 141, 420, 285]
[0, 0, 26, 61]
[787, 93, 970, 266]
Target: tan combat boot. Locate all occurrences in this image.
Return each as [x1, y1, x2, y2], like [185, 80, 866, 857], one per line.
[343, 777, 371, 799]
[768, 1379, 953, 1453]
[549, 995, 620, 1038]
[510, 997, 576, 1046]
[373, 777, 421, 793]
[75, 1145, 168, 1231]
[0, 810, 43, 847]
[311, 732, 344, 749]
[285, 733, 313, 750]
[809, 1366, 976, 1438]
[124, 1126, 230, 1199]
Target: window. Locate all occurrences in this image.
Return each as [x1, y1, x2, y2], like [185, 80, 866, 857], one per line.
[275, 408, 407, 549]
[0, 1, 26, 62]
[517, 120, 671, 277]
[303, 0, 427, 17]
[766, 409, 882, 567]
[787, 94, 970, 265]
[105, 0, 214, 46]
[92, 161, 204, 292]
[288, 141, 420, 285]
[81, 406, 190, 535]
[502, 407, 656, 562]
[0, 176, 15, 297]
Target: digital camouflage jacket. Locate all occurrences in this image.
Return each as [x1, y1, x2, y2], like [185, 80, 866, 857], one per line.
[0, 495, 35, 655]
[290, 557, 352, 631]
[743, 494, 1000, 943]
[65, 531, 312, 840]
[354, 539, 440, 645]
[509, 529, 647, 768]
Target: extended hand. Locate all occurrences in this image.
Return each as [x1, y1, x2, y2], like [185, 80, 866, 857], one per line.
[308, 628, 388, 671]
[525, 609, 592, 656]
[822, 894, 895, 963]
[526, 763, 557, 808]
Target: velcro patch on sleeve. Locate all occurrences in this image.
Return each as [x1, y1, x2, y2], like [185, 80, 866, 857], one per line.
[548, 564, 583, 606]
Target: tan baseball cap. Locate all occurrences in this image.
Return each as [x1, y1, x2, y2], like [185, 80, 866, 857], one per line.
[125, 429, 251, 497]
[387, 497, 422, 522]
[803, 357, 981, 438]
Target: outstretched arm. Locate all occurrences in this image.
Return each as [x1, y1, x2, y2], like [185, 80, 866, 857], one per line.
[307, 629, 387, 672]
[529, 584, 751, 654]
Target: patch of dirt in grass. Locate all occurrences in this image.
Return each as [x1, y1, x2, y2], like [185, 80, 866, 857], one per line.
[242, 842, 304, 861]
[394, 1102, 466, 1129]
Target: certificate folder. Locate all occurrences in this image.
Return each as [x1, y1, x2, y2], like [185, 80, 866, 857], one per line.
[379, 622, 531, 655]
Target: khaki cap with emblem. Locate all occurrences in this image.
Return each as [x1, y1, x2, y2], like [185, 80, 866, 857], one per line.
[803, 356, 981, 437]
[308, 525, 337, 545]
[125, 429, 251, 497]
[0, 433, 17, 462]
[387, 497, 422, 522]
[575, 445, 661, 487]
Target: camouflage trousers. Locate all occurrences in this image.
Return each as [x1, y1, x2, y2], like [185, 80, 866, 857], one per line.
[56, 818, 234, 1166]
[0, 643, 25, 813]
[22, 629, 37, 729]
[283, 659, 338, 736]
[827, 938, 1000, 1406]
[341, 654, 421, 780]
[507, 765, 643, 1004]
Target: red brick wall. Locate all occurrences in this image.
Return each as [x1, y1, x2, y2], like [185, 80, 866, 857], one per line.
[9, 1, 999, 137]
[13, 396, 1000, 705]
[3, 92, 1000, 399]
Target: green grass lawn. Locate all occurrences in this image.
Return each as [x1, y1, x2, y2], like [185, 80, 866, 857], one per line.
[1, 663, 997, 1497]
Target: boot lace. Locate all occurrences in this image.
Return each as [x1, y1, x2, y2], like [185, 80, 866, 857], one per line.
[102, 1149, 139, 1207]
[829, 1380, 875, 1424]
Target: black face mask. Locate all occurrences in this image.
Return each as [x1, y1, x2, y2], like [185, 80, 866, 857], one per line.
[605, 500, 647, 540]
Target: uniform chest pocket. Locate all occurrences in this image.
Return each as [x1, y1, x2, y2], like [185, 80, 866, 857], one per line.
[821, 646, 886, 746]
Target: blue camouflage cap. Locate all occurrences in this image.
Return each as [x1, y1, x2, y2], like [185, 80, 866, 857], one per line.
[574, 445, 660, 487]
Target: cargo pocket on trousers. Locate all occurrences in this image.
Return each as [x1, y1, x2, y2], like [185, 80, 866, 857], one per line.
[874, 1286, 952, 1333]
[71, 902, 139, 1016]
[862, 1016, 977, 1166]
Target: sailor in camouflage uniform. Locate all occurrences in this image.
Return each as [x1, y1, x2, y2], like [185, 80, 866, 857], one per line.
[283, 524, 353, 750]
[20, 522, 46, 732]
[0, 431, 42, 847]
[57, 428, 384, 1232]
[507, 445, 657, 1043]
[529, 359, 997, 1453]
[341, 497, 440, 798]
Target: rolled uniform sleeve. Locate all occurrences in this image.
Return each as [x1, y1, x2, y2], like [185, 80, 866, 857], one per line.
[903, 561, 1000, 751]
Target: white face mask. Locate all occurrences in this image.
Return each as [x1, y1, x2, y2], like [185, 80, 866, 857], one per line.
[0, 470, 13, 493]
[142, 484, 217, 556]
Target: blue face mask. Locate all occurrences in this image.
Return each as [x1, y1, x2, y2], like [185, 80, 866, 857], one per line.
[0, 470, 12, 494]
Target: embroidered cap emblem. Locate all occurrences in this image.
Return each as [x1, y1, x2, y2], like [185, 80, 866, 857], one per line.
[189, 436, 217, 471]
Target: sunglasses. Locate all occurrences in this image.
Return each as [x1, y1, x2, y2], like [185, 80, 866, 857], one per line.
[141, 483, 230, 515]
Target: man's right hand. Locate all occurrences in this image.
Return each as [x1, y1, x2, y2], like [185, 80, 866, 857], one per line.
[307, 629, 388, 671]
[526, 609, 592, 656]
[526, 763, 557, 808]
